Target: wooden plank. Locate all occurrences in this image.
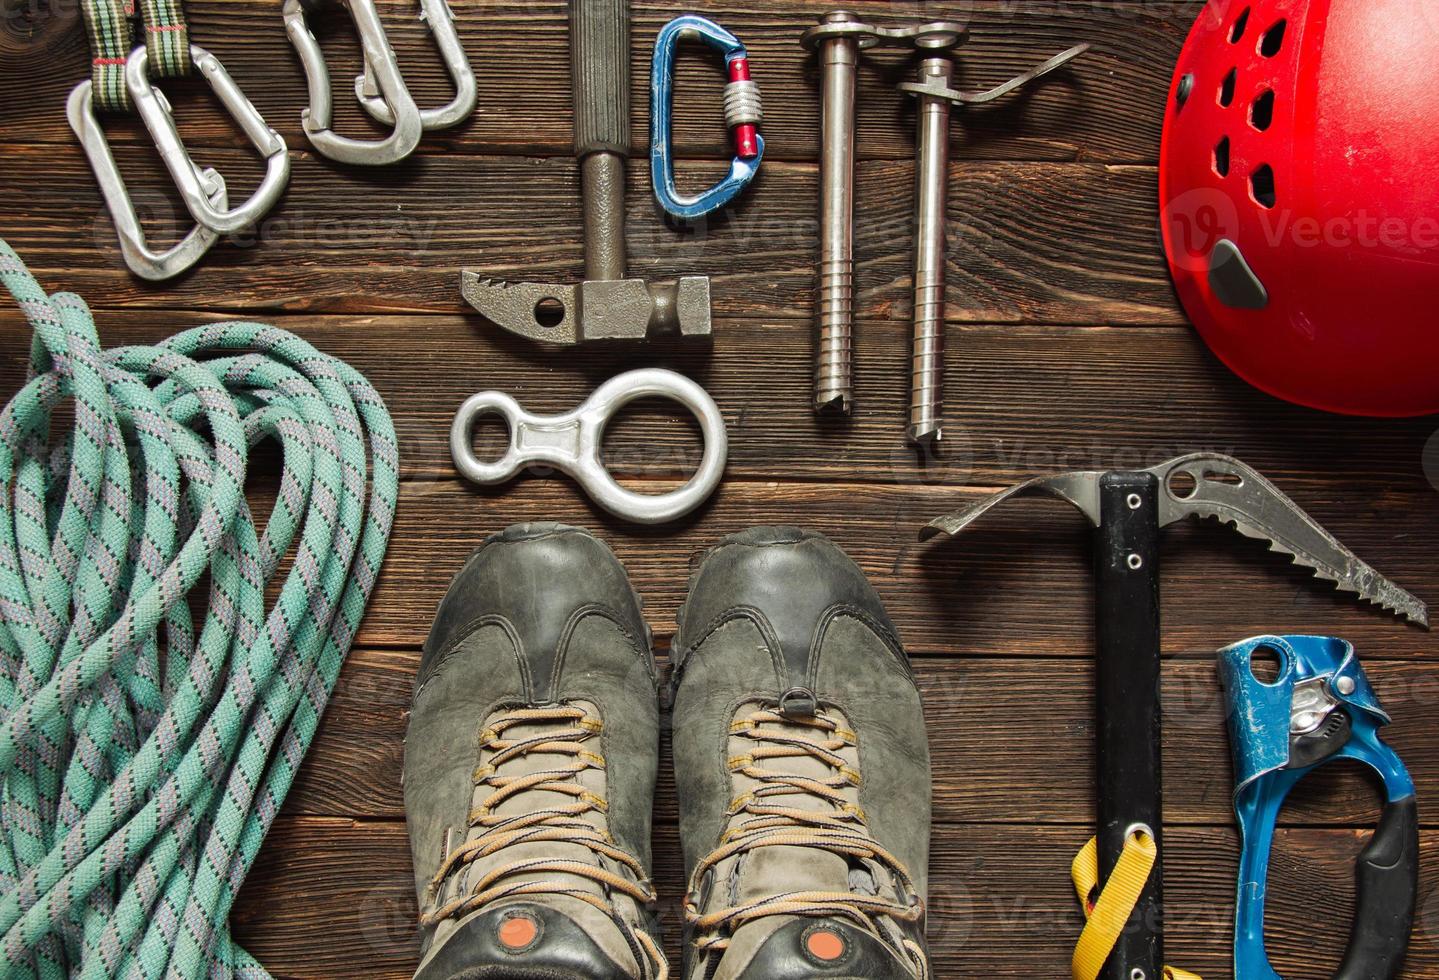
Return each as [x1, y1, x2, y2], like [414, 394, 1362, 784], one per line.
[0, 149, 1176, 321]
[232, 816, 1439, 979]
[2, 314, 1432, 495]
[346, 477, 1437, 655]
[289, 648, 1439, 829]
[2, 1, 1189, 162]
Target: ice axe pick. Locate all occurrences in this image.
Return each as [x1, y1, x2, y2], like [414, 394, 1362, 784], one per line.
[919, 452, 1427, 980]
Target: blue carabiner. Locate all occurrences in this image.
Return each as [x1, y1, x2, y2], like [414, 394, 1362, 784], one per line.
[651, 15, 764, 222]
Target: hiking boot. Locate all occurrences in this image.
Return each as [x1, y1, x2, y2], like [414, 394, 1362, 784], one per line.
[670, 527, 933, 980]
[404, 523, 667, 980]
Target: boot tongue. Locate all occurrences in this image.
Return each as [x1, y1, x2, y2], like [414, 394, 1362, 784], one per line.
[441, 707, 644, 975]
[469, 712, 613, 899]
[716, 710, 861, 976]
[736, 709, 855, 893]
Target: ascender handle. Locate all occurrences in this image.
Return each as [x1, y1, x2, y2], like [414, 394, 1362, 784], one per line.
[1223, 636, 1418, 980]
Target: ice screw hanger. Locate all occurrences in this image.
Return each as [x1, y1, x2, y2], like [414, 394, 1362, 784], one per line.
[650, 15, 764, 222]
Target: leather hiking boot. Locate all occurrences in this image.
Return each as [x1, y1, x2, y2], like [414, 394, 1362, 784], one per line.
[404, 523, 668, 980]
[670, 528, 933, 980]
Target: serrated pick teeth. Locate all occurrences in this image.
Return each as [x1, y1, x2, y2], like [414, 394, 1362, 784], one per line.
[1195, 510, 1428, 627]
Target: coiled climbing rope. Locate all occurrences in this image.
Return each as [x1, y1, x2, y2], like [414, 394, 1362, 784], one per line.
[0, 239, 398, 978]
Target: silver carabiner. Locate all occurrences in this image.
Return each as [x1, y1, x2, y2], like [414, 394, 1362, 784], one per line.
[450, 369, 729, 525]
[67, 80, 228, 281]
[126, 44, 290, 235]
[356, 0, 474, 131]
[283, 0, 422, 166]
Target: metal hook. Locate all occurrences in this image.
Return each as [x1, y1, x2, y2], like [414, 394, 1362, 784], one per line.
[282, 0, 423, 166]
[125, 45, 290, 236]
[67, 80, 229, 281]
[450, 369, 728, 525]
[651, 14, 764, 222]
[355, 0, 475, 131]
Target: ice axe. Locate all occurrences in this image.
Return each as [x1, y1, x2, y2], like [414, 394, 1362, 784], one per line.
[919, 453, 1427, 980]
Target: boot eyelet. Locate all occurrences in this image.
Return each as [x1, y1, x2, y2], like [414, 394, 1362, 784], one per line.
[779, 687, 818, 717]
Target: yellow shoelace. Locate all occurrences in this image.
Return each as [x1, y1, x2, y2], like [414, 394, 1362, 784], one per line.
[420, 705, 668, 980]
[685, 708, 929, 978]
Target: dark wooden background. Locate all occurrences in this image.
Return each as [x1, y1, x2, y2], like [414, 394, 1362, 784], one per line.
[3, 1, 1439, 976]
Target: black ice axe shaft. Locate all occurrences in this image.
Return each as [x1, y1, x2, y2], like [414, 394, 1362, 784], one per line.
[1092, 471, 1164, 976]
[920, 454, 1428, 980]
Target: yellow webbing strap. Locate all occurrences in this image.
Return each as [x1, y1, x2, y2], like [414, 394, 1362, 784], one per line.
[1070, 832, 1201, 980]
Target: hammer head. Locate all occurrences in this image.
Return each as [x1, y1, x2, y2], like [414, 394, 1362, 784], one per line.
[920, 452, 1429, 628]
[460, 273, 712, 345]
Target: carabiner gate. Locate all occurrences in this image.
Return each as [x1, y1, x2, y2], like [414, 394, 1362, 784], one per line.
[651, 15, 764, 222]
[283, 0, 422, 166]
[355, 0, 475, 131]
[126, 44, 290, 236]
[67, 80, 228, 281]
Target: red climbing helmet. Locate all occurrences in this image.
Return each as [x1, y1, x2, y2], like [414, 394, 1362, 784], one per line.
[1160, 0, 1439, 417]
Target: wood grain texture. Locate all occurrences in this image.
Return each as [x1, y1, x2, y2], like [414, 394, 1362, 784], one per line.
[232, 817, 1439, 979]
[0, 149, 1175, 320]
[5, 0, 1439, 974]
[0, 1, 1188, 161]
[2, 313, 1434, 493]
[288, 647, 1439, 829]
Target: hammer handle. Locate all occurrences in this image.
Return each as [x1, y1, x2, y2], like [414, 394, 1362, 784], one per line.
[571, 0, 631, 156]
[1094, 471, 1163, 980]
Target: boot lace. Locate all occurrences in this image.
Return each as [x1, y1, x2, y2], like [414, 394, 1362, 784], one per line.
[420, 705, 668, 980]
[685, 707, 929, 978]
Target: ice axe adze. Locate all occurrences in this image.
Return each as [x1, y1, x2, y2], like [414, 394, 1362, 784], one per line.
[919, 452, 1427, 980]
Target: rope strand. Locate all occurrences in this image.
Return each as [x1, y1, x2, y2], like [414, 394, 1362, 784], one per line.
[0, 239, 398, 979]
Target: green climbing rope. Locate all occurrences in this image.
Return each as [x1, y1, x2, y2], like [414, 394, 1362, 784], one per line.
[0, 238, 399, 978]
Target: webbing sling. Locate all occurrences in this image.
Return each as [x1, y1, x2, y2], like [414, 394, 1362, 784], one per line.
[82, 0, 191, 112]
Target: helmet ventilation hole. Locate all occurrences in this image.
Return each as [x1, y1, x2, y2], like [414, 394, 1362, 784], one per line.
[1259, 19, 1287, 57]
[1250, 164, 1277, 208]
[1250, 90, 1275, 131]
[1213, 137, 1230, 176]
[1219, 68, 1237, 107]
[1229, 7, 1250, 43]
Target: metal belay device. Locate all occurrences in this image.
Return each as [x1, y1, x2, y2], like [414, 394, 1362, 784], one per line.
[66, 0, 290, 278]
[283, 0, 475, 166]
[451, 368, 728, 525]
[1219, 635, 1417, 980]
